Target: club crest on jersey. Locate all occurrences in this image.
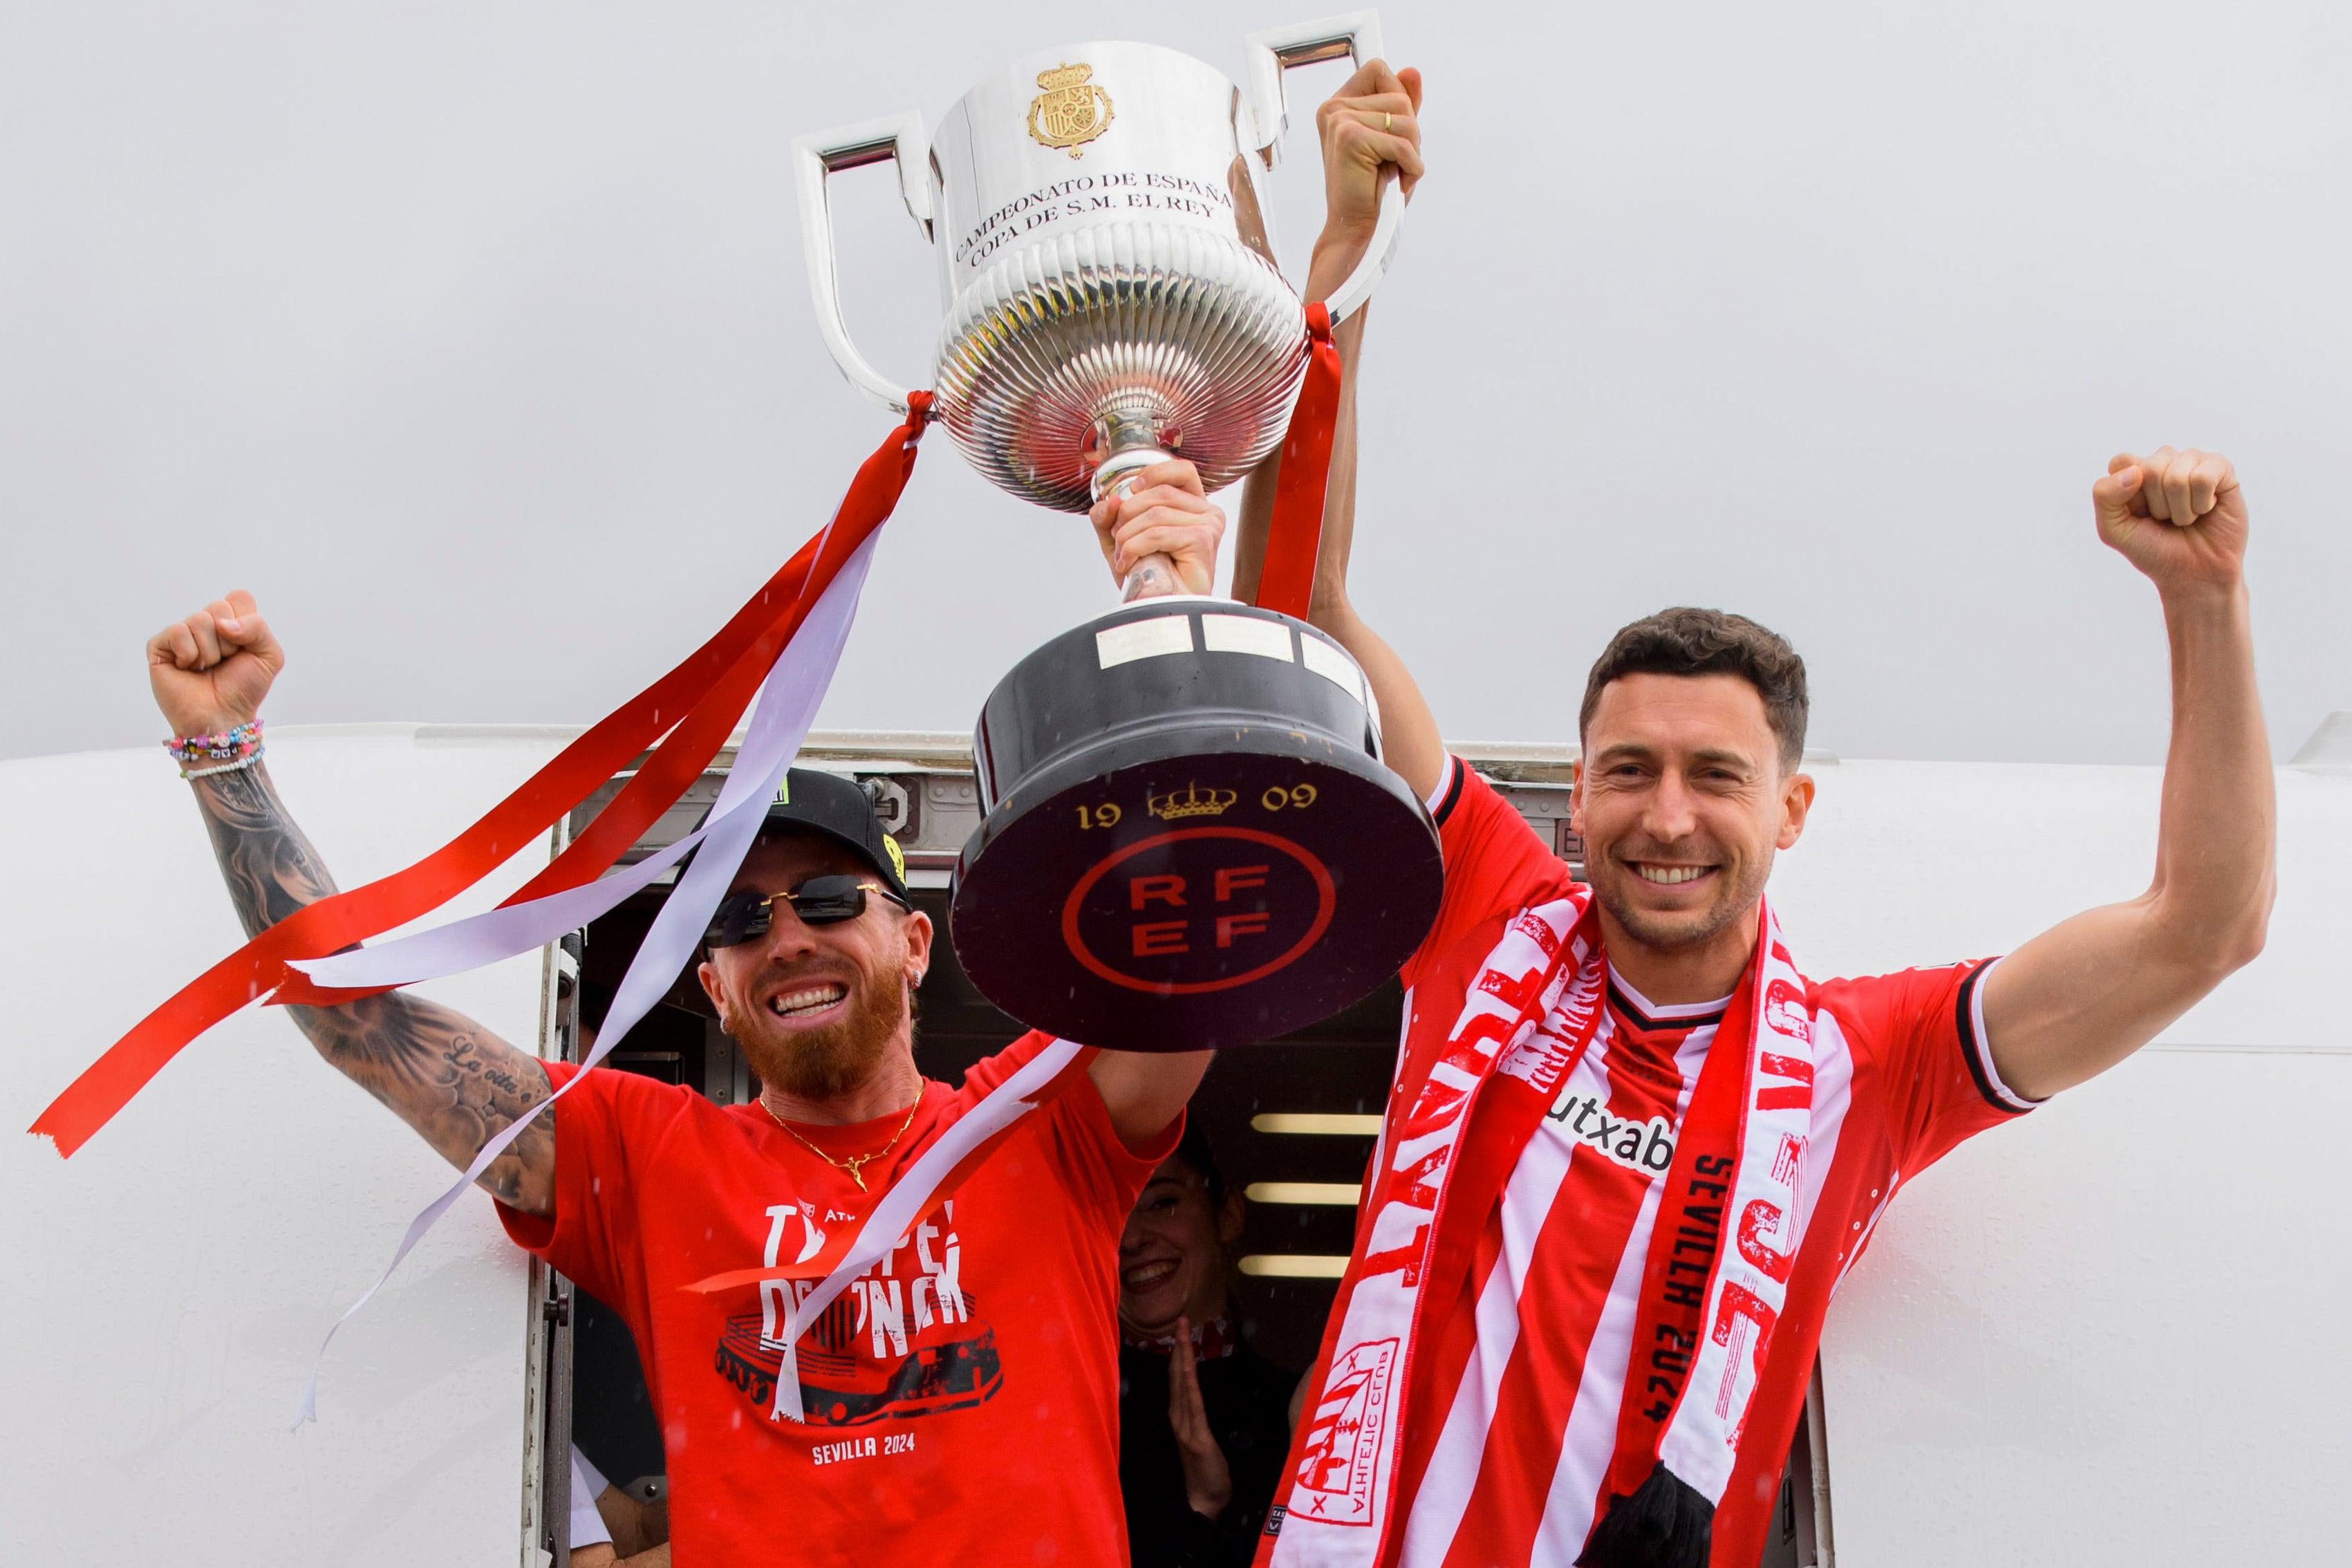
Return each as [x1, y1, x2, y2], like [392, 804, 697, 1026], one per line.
[1547, 1090, 1677, 1175]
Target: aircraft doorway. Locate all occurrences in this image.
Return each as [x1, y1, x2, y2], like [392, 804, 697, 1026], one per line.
[543, 735, 1829, 1567]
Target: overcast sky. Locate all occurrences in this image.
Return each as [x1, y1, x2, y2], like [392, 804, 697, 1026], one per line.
[6, 0, 2346, 767]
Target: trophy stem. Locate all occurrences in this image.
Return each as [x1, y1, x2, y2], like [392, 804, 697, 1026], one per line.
[1088, 407, 1186, 602]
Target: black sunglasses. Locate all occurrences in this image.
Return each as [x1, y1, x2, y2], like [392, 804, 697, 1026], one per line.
[705, 875, 909, 948]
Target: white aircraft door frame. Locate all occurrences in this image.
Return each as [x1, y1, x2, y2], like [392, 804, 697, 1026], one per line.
[1, 725, 570, 1567]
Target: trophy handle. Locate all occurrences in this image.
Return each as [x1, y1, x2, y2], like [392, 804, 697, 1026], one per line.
[1243, 11, 1406, 326]
[791, 113, 934, 416]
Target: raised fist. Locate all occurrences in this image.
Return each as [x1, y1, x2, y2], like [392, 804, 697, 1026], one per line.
[2092, 447, 2248, 597]
[1089, 459, 1226, 599]
[148, 589, 285, 738]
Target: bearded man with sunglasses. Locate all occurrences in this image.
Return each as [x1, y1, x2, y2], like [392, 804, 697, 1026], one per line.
[147, 594, 1212, 1563]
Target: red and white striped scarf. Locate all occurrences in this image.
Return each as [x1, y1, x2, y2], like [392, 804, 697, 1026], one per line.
[1261, 893, 1822, 1568]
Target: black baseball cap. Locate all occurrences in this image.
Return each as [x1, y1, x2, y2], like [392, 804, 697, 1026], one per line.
[736, 767, 910, 900]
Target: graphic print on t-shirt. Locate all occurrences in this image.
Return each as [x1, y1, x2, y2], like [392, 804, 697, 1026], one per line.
[712, 1195, 1002, 1426]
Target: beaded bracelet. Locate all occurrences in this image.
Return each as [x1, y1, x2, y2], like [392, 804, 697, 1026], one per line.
[165, 718, 265, 779]
[180, 747, 265, 780]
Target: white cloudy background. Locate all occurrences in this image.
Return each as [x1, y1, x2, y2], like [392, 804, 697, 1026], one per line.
[5, 0, 2346, 765]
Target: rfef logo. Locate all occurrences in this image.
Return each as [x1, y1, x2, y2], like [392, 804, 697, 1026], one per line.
[1058, 826, 1335, 996]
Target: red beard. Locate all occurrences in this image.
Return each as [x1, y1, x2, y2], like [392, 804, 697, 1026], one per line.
[731, 954, 908, 1101]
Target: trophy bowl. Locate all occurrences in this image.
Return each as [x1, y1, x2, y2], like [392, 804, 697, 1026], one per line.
[794, 18, 1405, 508]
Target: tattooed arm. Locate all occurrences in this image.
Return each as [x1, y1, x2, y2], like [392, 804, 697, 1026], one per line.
[152, 592, 557, 1215]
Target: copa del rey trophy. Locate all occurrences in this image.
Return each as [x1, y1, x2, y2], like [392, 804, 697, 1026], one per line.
[794, 13, 1441, 1050]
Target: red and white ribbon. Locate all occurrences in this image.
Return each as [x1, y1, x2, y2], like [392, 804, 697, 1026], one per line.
[30, 398, 931, 1160]
[29, 400, 935, 1428]
[288, 531, 881, 1425]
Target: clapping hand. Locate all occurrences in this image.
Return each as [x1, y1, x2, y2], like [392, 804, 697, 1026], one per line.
[1168, 1315, 1233, 1520]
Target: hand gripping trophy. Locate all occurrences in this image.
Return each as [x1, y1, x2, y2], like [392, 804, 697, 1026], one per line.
[795, 14, 1441, 1049]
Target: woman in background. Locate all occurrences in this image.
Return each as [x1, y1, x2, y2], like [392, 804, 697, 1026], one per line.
[1117, 1125, 1300, 1567]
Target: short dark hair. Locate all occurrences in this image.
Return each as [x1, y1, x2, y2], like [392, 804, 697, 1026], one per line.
[577, 979, 615, 1034]
[1170, 1120, 1227, 1206]
[1579, 608, 1809, 771]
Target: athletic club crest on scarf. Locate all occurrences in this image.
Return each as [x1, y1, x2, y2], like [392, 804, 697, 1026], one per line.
[1261, 894, 1823, 1568]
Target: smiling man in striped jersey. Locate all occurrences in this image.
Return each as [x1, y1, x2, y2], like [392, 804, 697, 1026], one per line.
[1102, 399, 2276, 1562]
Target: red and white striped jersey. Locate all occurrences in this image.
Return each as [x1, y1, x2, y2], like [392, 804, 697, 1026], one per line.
[1397, 973, 1727, 1565]
[1261, 760, 2036, 1568]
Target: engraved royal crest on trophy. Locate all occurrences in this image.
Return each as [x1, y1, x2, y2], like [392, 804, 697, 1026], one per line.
[1148, 783, 1240, 821]
[1026, 62, 1114, 158]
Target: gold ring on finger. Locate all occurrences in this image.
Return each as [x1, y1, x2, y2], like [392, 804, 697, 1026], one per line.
[1383, 111, 1392, 132]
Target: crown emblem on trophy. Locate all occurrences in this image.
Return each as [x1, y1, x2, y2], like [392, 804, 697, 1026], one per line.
[1148, 782, 1238, 820]
[1027, 62, 1115, 158]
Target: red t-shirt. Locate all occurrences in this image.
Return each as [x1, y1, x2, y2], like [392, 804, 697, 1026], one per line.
[497, 1031, 1178, 1567]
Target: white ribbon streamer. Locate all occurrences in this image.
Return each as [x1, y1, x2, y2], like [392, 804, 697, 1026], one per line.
[767, 1036, 1085, 1421]
[289, 541, 873, 992]
[290, 533, 879, 1426]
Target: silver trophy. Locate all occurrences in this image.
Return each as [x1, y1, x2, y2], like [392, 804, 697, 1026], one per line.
[792, 15, 1441, 1052]
[794, 12, 1403, 581]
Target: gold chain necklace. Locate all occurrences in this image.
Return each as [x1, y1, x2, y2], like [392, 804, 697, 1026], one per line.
[761, 1088, 922, 1192]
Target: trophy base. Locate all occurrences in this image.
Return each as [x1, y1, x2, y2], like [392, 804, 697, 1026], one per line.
[950, 600, 1441, 1052]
